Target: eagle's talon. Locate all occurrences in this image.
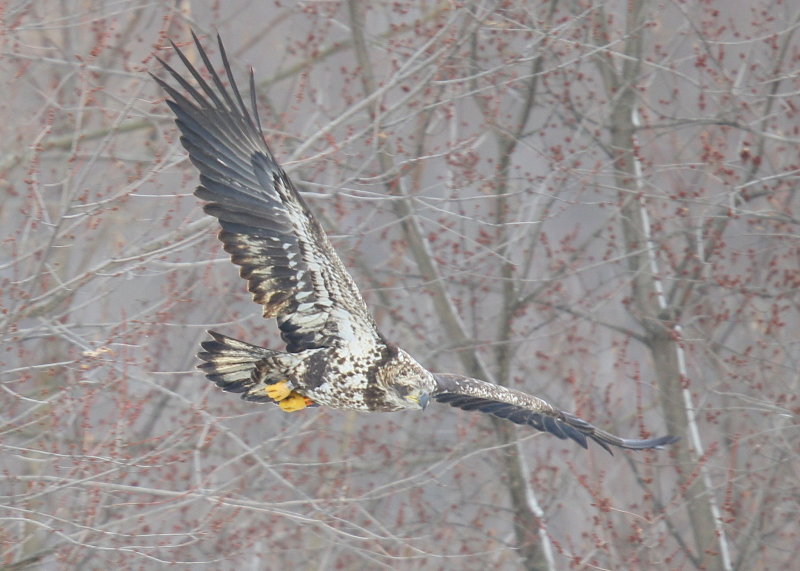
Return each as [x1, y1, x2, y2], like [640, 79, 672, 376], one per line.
[265, 380, 292, 401]
[277, 392, 314, 412]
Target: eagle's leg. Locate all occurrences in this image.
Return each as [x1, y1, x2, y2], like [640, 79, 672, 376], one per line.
[265, 380, 293, 401]
[277, 392, 315, 412]
[263, 380, 314, 411]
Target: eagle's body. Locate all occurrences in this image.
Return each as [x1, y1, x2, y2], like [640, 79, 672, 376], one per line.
[205, 331, 435, 412]
[154, 34, 679, 453]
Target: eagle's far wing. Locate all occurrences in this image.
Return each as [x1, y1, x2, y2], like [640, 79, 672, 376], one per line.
[432, 373, 679, 453]
[153, 33, 381, 353]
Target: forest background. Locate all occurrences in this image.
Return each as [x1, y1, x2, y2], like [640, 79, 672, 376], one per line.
[1, 1, 797, 569]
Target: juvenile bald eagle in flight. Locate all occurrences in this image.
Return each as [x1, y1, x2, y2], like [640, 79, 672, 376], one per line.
[153, 33, 678, 454]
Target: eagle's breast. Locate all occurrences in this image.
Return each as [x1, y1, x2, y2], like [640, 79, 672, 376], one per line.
[296, 341, 392, 411]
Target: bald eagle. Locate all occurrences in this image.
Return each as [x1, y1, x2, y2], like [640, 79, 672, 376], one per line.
[153, 33, 678, 454]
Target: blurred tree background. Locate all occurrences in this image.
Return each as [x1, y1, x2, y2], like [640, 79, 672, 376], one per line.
[1, 1, 797, 569]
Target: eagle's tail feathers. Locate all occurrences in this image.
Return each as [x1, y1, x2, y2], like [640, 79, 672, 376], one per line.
[197, 330, 277, 395]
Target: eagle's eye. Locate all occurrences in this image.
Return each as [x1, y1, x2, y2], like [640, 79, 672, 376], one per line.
[393, 383, 429, 409]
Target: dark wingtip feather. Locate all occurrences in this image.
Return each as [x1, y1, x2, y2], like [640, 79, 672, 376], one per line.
[625, 434, 681, 450]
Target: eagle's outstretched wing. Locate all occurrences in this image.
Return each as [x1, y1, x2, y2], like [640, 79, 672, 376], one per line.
[153, 33, 381, 353]
[433, 374, 679, 453]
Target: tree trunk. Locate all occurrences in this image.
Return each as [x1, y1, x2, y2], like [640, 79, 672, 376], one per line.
[597, 4, 728, 568]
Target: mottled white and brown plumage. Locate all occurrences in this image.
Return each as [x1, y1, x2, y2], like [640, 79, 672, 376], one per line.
[153, 33, 679, 453]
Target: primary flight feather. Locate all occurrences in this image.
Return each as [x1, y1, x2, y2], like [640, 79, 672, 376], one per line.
[153, 33, 679, 454]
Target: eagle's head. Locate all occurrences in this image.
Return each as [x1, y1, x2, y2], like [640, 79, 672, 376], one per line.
[376, 346, 436, 411]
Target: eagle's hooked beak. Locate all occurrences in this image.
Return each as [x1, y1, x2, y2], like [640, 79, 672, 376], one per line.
[406, 391, 431, 410]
